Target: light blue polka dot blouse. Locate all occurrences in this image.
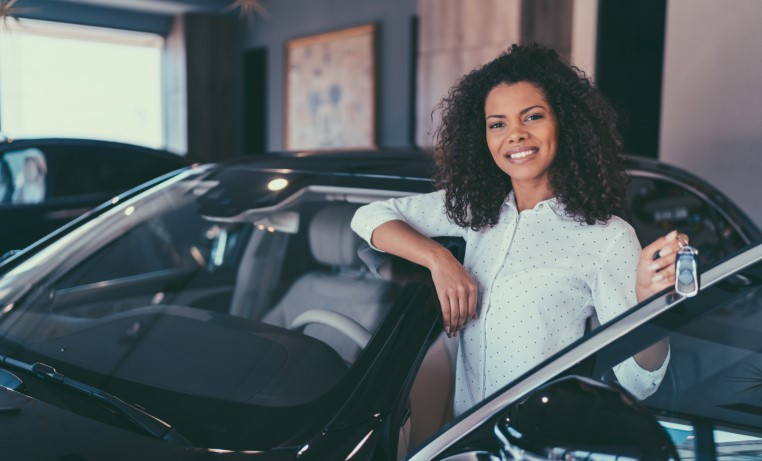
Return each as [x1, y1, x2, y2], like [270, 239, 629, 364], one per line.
[351, 189, 669, 415]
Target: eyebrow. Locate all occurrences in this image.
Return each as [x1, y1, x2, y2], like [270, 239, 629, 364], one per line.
[485, 104, 546, 120]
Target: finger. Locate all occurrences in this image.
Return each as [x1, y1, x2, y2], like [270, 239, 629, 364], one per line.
[648, 256, 670, 273]
[448, 292, 460, 336]
[658, 232, 691, 259]
[457, 288, 468, 331]
[650, 279, 673, 293]
[642, 230, 678, 261]
[438, 292, 452, 336]
[651, 264, 678, 288]
[468, 285, 478, 320]
[658, 260, 676, 278]
[648, 247, 676, 275]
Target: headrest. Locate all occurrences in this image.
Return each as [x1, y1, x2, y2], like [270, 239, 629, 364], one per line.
[309, 204, 363, 267]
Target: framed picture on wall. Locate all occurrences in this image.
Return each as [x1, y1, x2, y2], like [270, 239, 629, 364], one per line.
[285, 24, 376, 151]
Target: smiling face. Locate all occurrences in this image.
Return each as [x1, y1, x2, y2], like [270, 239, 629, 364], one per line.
[484, 81, 558, 190]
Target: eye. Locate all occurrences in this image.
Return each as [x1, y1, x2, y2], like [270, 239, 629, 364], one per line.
[488, 121, 505, 129]
[525, 113, 544, 122]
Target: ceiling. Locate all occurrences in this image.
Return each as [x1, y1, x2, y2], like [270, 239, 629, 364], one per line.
[52, 0, 234, 15]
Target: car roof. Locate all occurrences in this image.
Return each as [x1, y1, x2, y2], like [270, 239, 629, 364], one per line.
[223, 149, 760, 244]
[231, 149, 436, 179]
[230, 149, 688, 182]
[0, 137, 187, 163]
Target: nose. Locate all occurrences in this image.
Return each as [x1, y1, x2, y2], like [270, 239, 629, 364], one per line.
[508, 124, 528, 143]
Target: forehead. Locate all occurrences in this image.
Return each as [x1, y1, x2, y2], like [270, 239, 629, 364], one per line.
[484, 81, 548, 112]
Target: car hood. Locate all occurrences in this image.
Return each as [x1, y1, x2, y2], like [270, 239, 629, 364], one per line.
[0, 387, 296, 461]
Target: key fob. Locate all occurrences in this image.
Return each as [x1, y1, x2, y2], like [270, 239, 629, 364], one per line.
[675, 245, 700, 297]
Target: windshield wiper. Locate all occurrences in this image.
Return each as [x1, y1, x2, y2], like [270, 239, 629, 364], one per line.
[0, 354, 190, 444]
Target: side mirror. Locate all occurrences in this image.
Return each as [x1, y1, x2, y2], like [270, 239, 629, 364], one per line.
[496, 375, 677, 460]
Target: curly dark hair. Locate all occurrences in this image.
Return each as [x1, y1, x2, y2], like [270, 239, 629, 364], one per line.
[432, 43, 627, 229]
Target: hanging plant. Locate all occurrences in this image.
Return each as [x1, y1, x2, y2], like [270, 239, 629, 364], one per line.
[0, 0, 36, 27]
[225, 0, 270, 27]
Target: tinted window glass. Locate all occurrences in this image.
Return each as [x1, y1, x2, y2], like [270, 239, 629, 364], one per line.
[42, 145, 181, 200]
[0, 144, 182, 204]
[0, 168, 418, 450]
[576, 255, 762, 459]
[52, 202, 244, 292]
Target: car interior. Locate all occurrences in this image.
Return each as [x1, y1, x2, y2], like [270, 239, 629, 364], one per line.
[0, 179, 462, 451]
[37, 199, 407, 368]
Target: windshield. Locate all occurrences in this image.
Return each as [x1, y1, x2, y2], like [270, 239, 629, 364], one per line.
[0, 165, 416, 450]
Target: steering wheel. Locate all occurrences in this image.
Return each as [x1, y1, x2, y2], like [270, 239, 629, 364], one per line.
[289, 309, 372, 349]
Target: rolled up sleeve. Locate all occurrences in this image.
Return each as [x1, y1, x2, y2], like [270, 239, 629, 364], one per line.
[613, 348, 671, 400]
[592, 225, 669, 399]
[350, 189, 466, 251]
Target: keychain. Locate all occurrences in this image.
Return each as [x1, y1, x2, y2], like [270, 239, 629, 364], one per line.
[674, 235, 700, 297]
[653, 234, 700, 297]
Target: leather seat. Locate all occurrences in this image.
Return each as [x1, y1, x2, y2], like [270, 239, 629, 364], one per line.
[261, 204, 400, 364]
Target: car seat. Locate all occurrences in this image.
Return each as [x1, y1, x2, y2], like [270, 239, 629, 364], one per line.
[407, 331, 459, 448]
[261, 204, 400, 364]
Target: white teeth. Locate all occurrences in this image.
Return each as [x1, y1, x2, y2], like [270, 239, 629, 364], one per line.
[508, 150, 536, 159]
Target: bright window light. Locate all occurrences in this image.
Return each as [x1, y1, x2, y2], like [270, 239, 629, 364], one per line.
[0, 19, 164, 148]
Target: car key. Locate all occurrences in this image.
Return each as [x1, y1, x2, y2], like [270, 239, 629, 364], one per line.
[675, 244, 700, 297]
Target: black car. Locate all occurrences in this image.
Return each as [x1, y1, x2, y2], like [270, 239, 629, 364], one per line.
[0, 138, 190, 254]
[0, 150, 760, 460]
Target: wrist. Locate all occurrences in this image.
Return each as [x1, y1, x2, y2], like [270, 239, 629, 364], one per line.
[635, 284, 650, 303]
[423, 244, 454, 270]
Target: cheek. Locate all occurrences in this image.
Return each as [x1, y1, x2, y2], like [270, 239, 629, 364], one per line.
[485, 132, 500, 155]
[539, 127, 558, 154]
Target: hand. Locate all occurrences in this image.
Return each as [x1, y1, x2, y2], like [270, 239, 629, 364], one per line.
[428, 248, 478, 337]
[636, 230, 690, 302]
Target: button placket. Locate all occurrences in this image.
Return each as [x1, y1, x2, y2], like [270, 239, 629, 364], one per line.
[481, 208, 522, 400]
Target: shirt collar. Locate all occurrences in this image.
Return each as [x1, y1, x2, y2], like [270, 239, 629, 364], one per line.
[504, 191, 572, 220]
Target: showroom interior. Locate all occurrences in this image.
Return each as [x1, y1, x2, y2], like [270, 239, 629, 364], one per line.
[1, 1, 762, 460]
[1, 0, 760, 227]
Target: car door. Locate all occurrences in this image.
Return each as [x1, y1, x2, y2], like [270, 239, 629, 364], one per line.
[0, 140, 186, 254]
[408, 243, 762, 460]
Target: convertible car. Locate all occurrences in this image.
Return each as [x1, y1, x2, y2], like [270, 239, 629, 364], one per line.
[0, 150, 760, 460]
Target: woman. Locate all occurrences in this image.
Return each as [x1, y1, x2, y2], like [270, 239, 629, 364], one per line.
[351, 44, 681, 415]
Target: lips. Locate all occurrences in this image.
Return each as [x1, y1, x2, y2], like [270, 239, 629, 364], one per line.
[504, 146, 539, 159]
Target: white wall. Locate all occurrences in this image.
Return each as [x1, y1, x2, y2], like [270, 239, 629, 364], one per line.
[416, 0, 521, 148]
[660, 0, 762, 228]
[570, 0, 598, 80]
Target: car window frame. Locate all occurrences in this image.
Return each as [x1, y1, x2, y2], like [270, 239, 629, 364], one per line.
[629, 168, 757, 246]
[409, 242, 762, 461]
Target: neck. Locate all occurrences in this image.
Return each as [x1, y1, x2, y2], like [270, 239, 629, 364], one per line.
[511, 179, 555, 212]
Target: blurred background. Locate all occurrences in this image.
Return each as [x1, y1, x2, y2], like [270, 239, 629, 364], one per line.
[1, 0, 760, 227]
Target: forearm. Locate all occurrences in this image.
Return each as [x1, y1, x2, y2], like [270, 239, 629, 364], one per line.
[372, 219, 477, 335]
[370, 219, 452, 270]
[633, 338, 669, 371]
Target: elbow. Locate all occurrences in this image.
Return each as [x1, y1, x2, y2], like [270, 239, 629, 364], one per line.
[349, 205, 367, 237]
